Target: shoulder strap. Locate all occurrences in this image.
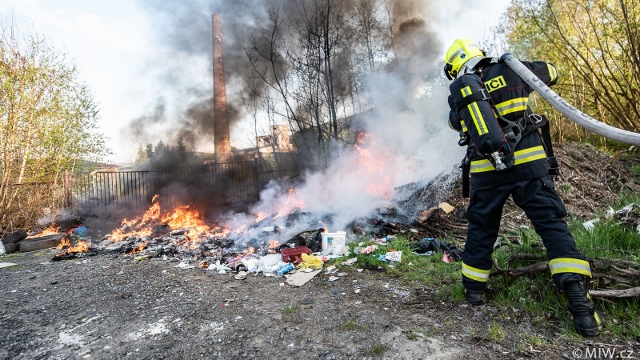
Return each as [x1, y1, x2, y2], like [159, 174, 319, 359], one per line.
[455, 88, 491, 112]
[539, 119, 559, 177]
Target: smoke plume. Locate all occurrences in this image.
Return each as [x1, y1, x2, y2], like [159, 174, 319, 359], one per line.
[122, 0, 464, 242]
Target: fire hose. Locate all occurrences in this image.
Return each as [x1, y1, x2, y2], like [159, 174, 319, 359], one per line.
[500, 53, 640, 147]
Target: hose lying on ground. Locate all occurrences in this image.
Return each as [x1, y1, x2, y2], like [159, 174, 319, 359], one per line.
[501, 53, 640, 147]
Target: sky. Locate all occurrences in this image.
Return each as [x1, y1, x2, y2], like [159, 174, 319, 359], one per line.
[0, 0, 511, 164]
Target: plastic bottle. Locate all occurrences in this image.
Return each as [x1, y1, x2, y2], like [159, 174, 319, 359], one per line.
[276, 263, 294, 276]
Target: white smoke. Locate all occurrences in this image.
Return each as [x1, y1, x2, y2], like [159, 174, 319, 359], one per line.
[222, 73, 464, 243]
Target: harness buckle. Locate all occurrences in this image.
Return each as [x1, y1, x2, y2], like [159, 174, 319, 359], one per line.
[479, 88, 491, 101]
[529, 113, 543, 124]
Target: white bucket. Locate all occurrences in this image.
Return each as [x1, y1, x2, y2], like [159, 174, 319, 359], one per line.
[321, 231, 346, 255]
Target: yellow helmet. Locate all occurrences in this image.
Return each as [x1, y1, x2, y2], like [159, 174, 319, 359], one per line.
[444, 39, 485, 80]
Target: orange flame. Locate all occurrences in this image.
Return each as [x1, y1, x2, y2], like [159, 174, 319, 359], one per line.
[108, 196, 232, 245]
[255, 211, 268, 222]
[127, 242, 147, 254]
[353, 132, 394, 199]
[275, 187, 305, 218]
[56, 238, 90, 256]
[268, 240, 280, 249]
[41, 224, 60, 236]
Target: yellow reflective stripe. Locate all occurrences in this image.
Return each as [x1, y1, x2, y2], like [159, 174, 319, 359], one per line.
[448, 47, 465, 63]
[462, 262, 491, 282]
[547, 63, 557, 82]
[469, 159, 494, 173]
[470, 145, 547, 173]
[548, 258, 592, 277]
[468, 103, 488, 135]
[460, 120, 468, 132]
[513, 145, 546, 165]
[460, 87, 488, 135]
[495, 97, 528, 116]
[594, 310, 603, 327]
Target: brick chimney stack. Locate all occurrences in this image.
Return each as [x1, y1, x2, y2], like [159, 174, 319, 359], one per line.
[212, 14, 231, 163]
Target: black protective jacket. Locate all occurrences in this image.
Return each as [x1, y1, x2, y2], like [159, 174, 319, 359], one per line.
[448, 59, 558, 187]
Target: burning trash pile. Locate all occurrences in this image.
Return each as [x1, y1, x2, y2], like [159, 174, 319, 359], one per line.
[40, 176, 463, 281]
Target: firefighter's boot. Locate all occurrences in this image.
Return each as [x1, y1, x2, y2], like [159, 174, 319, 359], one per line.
[466, 290, 483, 306]
[562, 275, 604, 336]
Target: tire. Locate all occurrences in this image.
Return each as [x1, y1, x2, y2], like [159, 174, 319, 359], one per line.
[3, 242, 16, 253]
[1, 230, 28, 244]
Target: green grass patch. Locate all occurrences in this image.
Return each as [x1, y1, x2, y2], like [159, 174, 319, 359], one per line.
[339, 319, 368, 331]
[342, 237, 462, 289]
[369, 343, 388, 355]
[488, 323, 506, 341]
[0, 252, 23, 260]
[402, 328, 423, 341]
[281, 304, 298, 314]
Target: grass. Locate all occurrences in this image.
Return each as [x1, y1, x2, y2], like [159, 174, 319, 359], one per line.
[402, 328, 422, 340]
[339, 319, 368, 331]
[281, 304, 298, 314]
[488, 323, 506, 341]
[0, 252, 23, 260]
[369, 343, 388, 355]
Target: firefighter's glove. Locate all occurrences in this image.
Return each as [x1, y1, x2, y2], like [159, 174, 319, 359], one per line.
[457, 132, 469, 146]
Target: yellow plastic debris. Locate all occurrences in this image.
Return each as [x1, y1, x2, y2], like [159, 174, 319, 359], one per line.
[296, 253, 323, 270]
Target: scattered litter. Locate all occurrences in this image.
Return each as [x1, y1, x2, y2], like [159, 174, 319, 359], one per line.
[286, 269, 322, 287]
[605, 206, 616, 219]
[354, 289, 361, 294]
[175, 262, 195, 269]
[342, 257, 358, 266]
[234, 271, 247, 280]
[385, 251, 402, 263]
[325, 265, 336, 273]
[321, 231, 347, 255]
[328, 276, 340, 282]
[356, 269, 363, 272]
[410, 238, 462, 261]
[296, 253, 323, 270]
[582, 218, 599, 231]
[377, 254, 388, 262]
[276, 263, 294, 276]
[337, 272, 348, 277]
[438, 202, 455, 214]
[360, 245, 378, 254]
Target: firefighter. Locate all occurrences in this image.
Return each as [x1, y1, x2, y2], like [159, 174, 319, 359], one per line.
[444, 39, 604, 336]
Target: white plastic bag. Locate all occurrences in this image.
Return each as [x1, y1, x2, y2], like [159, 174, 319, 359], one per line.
[256, 253, 282, 274]
[0, 242, 6, 256]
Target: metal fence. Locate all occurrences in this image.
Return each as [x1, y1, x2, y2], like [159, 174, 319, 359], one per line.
[64, 160, 263, 208]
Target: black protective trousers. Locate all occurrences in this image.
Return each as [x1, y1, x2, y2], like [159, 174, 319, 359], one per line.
[462, 175, 587, 292]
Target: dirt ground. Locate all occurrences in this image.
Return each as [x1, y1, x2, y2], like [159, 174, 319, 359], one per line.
[1, 142, 640, 360]
[3, 251, 637, 360]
